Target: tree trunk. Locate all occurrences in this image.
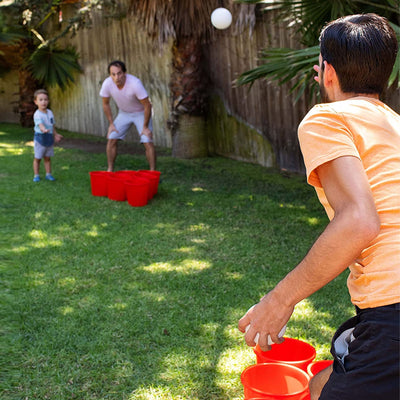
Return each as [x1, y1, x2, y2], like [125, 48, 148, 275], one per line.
[169, 36, 208, 158]
[15, 40, 40, 127]
[18, 68, 40, 127]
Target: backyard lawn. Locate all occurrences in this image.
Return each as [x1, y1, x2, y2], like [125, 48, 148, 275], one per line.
[1, 123, 353, 399]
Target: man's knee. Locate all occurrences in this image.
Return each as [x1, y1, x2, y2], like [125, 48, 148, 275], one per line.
[107, 139, 118, 148]
[143, 142, 155, 152]
[309, 365, 333, 400]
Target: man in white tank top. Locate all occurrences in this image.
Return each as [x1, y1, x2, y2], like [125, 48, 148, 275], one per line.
[99, 60, 156, 171]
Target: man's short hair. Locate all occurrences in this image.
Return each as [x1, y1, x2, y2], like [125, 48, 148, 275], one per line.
[108, 60, 127, 74]
[320, 13, 398, 95]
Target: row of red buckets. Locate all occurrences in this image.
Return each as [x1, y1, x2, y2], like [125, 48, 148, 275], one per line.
[241, 338, 333, 399]
[89, 170, 161, 207]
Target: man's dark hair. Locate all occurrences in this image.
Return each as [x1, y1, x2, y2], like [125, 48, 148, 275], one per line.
[320, 13, 398, 95]
[108, 60, 127, 74]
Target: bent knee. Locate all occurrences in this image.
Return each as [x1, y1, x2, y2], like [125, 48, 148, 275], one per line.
[309, 365, 333, 400]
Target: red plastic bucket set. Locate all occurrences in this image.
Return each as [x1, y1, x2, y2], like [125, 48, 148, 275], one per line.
[89, 170, 161, 207]
[241, 337, 333, 400]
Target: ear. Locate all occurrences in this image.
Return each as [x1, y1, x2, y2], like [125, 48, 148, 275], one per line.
[322, 61, 339, 88]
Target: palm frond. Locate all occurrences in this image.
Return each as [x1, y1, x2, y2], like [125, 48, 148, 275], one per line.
[388, 22, 400, 88]
[235, 0, 400, 99]
[236, 45, 319, 99]
[27, 45, 82, 89]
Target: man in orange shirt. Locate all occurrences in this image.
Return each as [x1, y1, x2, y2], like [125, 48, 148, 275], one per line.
[238, 13, 399, 400]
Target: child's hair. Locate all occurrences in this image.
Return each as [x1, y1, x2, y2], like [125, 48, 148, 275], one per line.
[34, 89, 49, 100]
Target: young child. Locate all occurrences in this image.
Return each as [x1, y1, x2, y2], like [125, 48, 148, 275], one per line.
[33, 89, 63, 182]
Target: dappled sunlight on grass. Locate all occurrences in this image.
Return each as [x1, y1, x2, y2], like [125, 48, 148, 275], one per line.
[216, 347, 254, 374]
[25, 271, 46, 287]
[224, 271, 243, 281]
[57, 276, 77, 287]
[191, 238, 205, 244]
[60, 306, 74, 315]
[108, 302, 128, 311]
[143, 259, 211, 274]
[175, 246, 195, 253]
[188, 223, 209, 232]
[289, 298, 343, 358]
[28, 229, 63, 248]
[11, 245, 29, 253]
[306, 216, 320, 225]
[0, 142, 26, 155]
[86, 225, 100, 237]
[215, 347, 254, 400]
[129, 387, 178, 400]
[159, 352, 190, 381]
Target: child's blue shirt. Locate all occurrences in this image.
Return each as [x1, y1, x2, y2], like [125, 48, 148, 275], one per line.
[33, 109, 55, 147]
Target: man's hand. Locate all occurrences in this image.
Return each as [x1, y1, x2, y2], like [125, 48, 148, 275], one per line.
[107, 123, 118, 138]
[141, 126, 153, 140]
[238, 290, 293, 351]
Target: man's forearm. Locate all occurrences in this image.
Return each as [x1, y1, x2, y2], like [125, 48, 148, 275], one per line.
[103, 103, 114, 125]
[143, 103, 151, 129]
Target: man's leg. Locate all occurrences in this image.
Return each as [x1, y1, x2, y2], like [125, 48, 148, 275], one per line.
[309, 365, 333, 400]
[106, 139, 118, 172]
[143, 142, 156, 171]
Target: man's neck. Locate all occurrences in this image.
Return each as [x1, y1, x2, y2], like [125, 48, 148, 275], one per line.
[330, 88, 380, 102]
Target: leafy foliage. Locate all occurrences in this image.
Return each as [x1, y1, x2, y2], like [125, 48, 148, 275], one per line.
[236, 0, 400, 98]
[28, 45, 82, 89]
[0, 0, 118, 89]
[237, 45, 320, 101]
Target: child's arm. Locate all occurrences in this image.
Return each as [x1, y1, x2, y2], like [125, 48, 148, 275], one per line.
[38, 123, 49, 133]
[53, 127, 63, 143]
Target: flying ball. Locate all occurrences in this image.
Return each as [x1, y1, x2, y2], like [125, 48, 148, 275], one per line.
[211, 8, 232, 30]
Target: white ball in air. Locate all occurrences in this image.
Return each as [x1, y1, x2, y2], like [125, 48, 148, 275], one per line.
[211, 8, 232, 30]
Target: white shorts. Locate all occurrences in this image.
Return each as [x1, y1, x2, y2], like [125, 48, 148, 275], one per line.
[109, 111, 153, 143]
[34, 141, 54, 159]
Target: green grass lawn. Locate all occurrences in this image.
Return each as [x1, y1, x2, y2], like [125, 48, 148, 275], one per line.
[0, 122, 353, 399]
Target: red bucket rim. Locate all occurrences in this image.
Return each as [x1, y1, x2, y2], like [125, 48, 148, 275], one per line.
[254, 338, 316, 363]
[307, 360, 333, 377]
[241, 362, 310, 397]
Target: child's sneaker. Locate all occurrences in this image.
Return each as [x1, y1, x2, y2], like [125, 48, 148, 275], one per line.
[45, 174, 55, 181]
[33, 176, 40, 182]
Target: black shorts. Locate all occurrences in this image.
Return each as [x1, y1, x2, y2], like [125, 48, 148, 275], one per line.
[319, 303, 399, 400]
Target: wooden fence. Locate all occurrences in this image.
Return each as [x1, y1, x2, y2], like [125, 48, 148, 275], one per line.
[0, 1, 398, 172]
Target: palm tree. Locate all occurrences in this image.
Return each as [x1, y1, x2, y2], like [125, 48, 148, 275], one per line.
[128, 0, 220, 158]
[0, 0, 117, 126]
[236, 0, 400, 101]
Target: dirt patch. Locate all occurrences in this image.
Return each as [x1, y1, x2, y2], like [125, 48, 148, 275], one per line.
[26, 137, 170, 156]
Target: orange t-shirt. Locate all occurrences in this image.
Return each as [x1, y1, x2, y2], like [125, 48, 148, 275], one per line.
[298, 97, 400, 309]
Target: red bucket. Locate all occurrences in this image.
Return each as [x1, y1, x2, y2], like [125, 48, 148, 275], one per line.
[254, 338, 316, 372]
[241, 363, 310, 400]
[306, 360, 333, 378]
[125, 177, 150, 207]
[137, 170, 160, 198]
[107, 174, 126, 201]
[114, 170, 138, 180]
[89, 171, 112, 196]
[138, 170, 161, 182]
